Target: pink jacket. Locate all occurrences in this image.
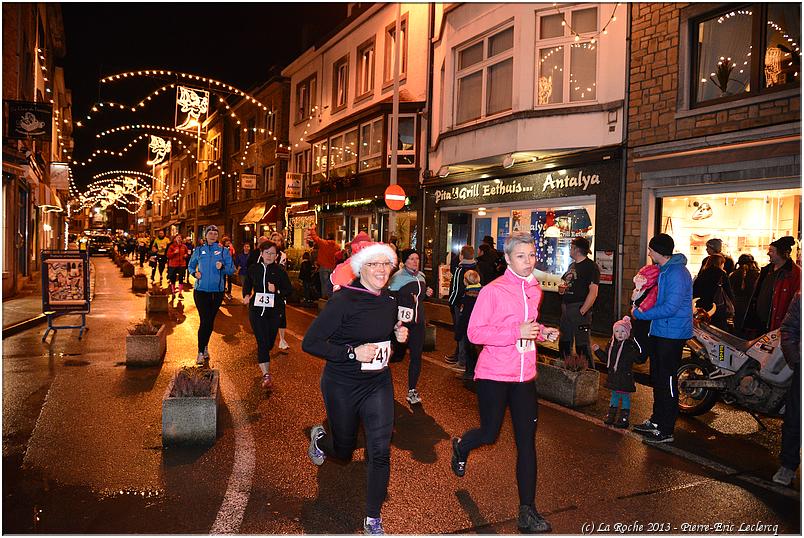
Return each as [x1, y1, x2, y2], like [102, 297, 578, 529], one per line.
[468, 269, 547, 382]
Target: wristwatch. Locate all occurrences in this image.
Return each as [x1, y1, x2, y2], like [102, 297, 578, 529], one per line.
[346, 345, 357, 361]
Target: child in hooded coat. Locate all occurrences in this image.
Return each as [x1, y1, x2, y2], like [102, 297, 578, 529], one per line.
[593, 316, 642, 428]
[631, 263, 659, 363]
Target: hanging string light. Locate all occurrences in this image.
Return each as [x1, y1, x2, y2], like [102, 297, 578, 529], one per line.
[552, 2, 620, 42]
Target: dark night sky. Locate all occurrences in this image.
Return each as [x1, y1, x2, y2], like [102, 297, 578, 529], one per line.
[61, 2, 349, 189]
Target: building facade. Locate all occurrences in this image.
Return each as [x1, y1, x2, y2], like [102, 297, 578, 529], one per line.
[2, 3, 73, 297]
[424, 3, 628, 330]
[283, 3, 431, 250]
[623, 2, 801, 309]
[225, 76, 291, 248]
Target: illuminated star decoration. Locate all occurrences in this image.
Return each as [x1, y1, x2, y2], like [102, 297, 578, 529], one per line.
[147, 135, 171, 166]
[175, 86, 209, 131]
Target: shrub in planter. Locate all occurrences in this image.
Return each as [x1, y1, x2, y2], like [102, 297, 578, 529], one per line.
[121, 261, 135, 277]
[534, 355, 599, 408]
[132, 273, 149, 292]
[162, 367, 220, 446]
[146, 284, 170, 313]
[126, 319, 166, 366]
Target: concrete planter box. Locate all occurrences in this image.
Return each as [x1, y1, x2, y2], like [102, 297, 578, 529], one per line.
[126, 323, 167, 366]
[146, 292, 169, 313]
[121, 262, 135, 277]
[423, 323, 437, 351]
[132, 273, 149, 292]
[162, 369, 220, 446]
[535, 361, 599, 408]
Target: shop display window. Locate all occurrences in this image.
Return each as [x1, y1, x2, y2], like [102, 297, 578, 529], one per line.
[660, 188, 801, 275]
[443, 199, 596, 291]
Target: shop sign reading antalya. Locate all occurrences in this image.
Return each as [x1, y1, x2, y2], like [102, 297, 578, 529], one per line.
[433, 169, 602, 205]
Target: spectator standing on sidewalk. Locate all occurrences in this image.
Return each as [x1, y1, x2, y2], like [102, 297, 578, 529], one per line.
[166, 233, 189, 300]
[774, 292, 801, 486]
[742, 236, 801, 338]
[299, 252, 316, 303]
[728, 254, 760, 337]
[150, 230, 170, 285]
[308, 227, 340, 299]
[699, 238, 735, 275]
[188, 225, 234, 365]
[693, 253, 735, 331]
[388, 248, 433, 405]
[450, 232, 559, 534]
[558, 236, 600, 368]
[446, 245, 477, 370]
[303, 242, 408, 535]
[455, 269, 482, 382]
[242, 241, 293, 390]
[631, 233, 693, 444]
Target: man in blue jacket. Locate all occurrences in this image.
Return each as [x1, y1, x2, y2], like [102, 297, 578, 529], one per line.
[631, 233, 693, 444]
[188, 225, 235, 365]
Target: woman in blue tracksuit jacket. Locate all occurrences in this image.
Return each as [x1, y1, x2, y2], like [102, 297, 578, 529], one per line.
[631, 233, 693, 444]
[188, 225, 235, 365]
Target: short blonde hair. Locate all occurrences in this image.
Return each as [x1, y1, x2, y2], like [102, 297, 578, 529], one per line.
[463, 269, 480, 286]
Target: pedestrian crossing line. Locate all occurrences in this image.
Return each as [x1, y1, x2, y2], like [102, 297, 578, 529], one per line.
[210, 371, 256, 535]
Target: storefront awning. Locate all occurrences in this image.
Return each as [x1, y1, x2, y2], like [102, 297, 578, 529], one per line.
[259, 204, 277, 224]
[240, 202, 266, 225]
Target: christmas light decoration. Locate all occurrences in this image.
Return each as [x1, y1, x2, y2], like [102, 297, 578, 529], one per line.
[147, 135, 171, 165]
[176, 86, 210, 131]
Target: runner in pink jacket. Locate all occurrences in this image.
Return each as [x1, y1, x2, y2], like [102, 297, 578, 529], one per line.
[451, 231, 559, 534]
[468, 265, 551, 382]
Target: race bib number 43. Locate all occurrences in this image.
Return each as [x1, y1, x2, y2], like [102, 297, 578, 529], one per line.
[361, 340, 392, 371]
[253, 292, 275, 308]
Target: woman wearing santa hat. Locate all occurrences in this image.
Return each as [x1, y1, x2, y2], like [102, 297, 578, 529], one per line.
[302, 241, 408, 535]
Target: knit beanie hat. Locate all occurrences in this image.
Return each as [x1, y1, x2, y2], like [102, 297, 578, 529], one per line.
[204, 225, 219, 237]
[350, 242, 397, 275]
[648, 233, 674, 256]
[770, 236, 796, 253]
[705, 238, 723, 252]
[400, 248, 417, 264]
[613, 316, 632, 336]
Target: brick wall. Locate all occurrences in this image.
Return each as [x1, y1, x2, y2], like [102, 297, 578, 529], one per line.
[2, 4, 20, 100]
[622, 2, 802, 309]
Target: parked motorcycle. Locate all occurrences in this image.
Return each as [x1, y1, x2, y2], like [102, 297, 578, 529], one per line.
[678, 305, 793, 416]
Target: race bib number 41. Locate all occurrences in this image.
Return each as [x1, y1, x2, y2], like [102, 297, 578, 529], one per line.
[361, 340, 392, 371]
[253, 292, 275, 308]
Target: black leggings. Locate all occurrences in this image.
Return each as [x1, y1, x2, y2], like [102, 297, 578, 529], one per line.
[168, 266, 186, 286]
[457, 379, 539, 507]
[194, 290, 224, 354]
[249, 309, 280, 364]
[392, 323, 424, 390]
[318, 371, 394, 518]
[151, 255, 167, 280]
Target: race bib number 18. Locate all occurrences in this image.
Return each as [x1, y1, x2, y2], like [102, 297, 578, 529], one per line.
[397, 306, 414, 323]
[253, 292, 275, 308]
[361, 340, 391, 371]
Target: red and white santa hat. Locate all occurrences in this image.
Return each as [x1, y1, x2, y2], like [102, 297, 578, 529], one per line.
[350, 242, 397, 275]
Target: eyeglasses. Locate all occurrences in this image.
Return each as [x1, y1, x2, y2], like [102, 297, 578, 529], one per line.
[364, 262, 392, 269]
[263, 251, 277, 256]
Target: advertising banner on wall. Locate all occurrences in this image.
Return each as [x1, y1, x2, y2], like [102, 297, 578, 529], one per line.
[285, 172, 302, 199]
[241, 173, 257, 189]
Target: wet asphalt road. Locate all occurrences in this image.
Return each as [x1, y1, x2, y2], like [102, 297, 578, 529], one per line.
[2, 257, 800, 534]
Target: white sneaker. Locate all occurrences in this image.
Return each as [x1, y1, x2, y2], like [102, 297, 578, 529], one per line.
[406, 389, 422, 405]
[196, 353, 205, 365]
[278, 340, 290, 351]
[203, 346, 210, 360]
[773, 466, 796, 486]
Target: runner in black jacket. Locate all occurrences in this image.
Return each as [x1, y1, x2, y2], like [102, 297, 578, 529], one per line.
[302, 242, 408, 536]
[242, 241, 293, 390]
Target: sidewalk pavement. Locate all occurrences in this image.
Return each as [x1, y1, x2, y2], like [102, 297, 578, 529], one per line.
[3, 258, 97, 336]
